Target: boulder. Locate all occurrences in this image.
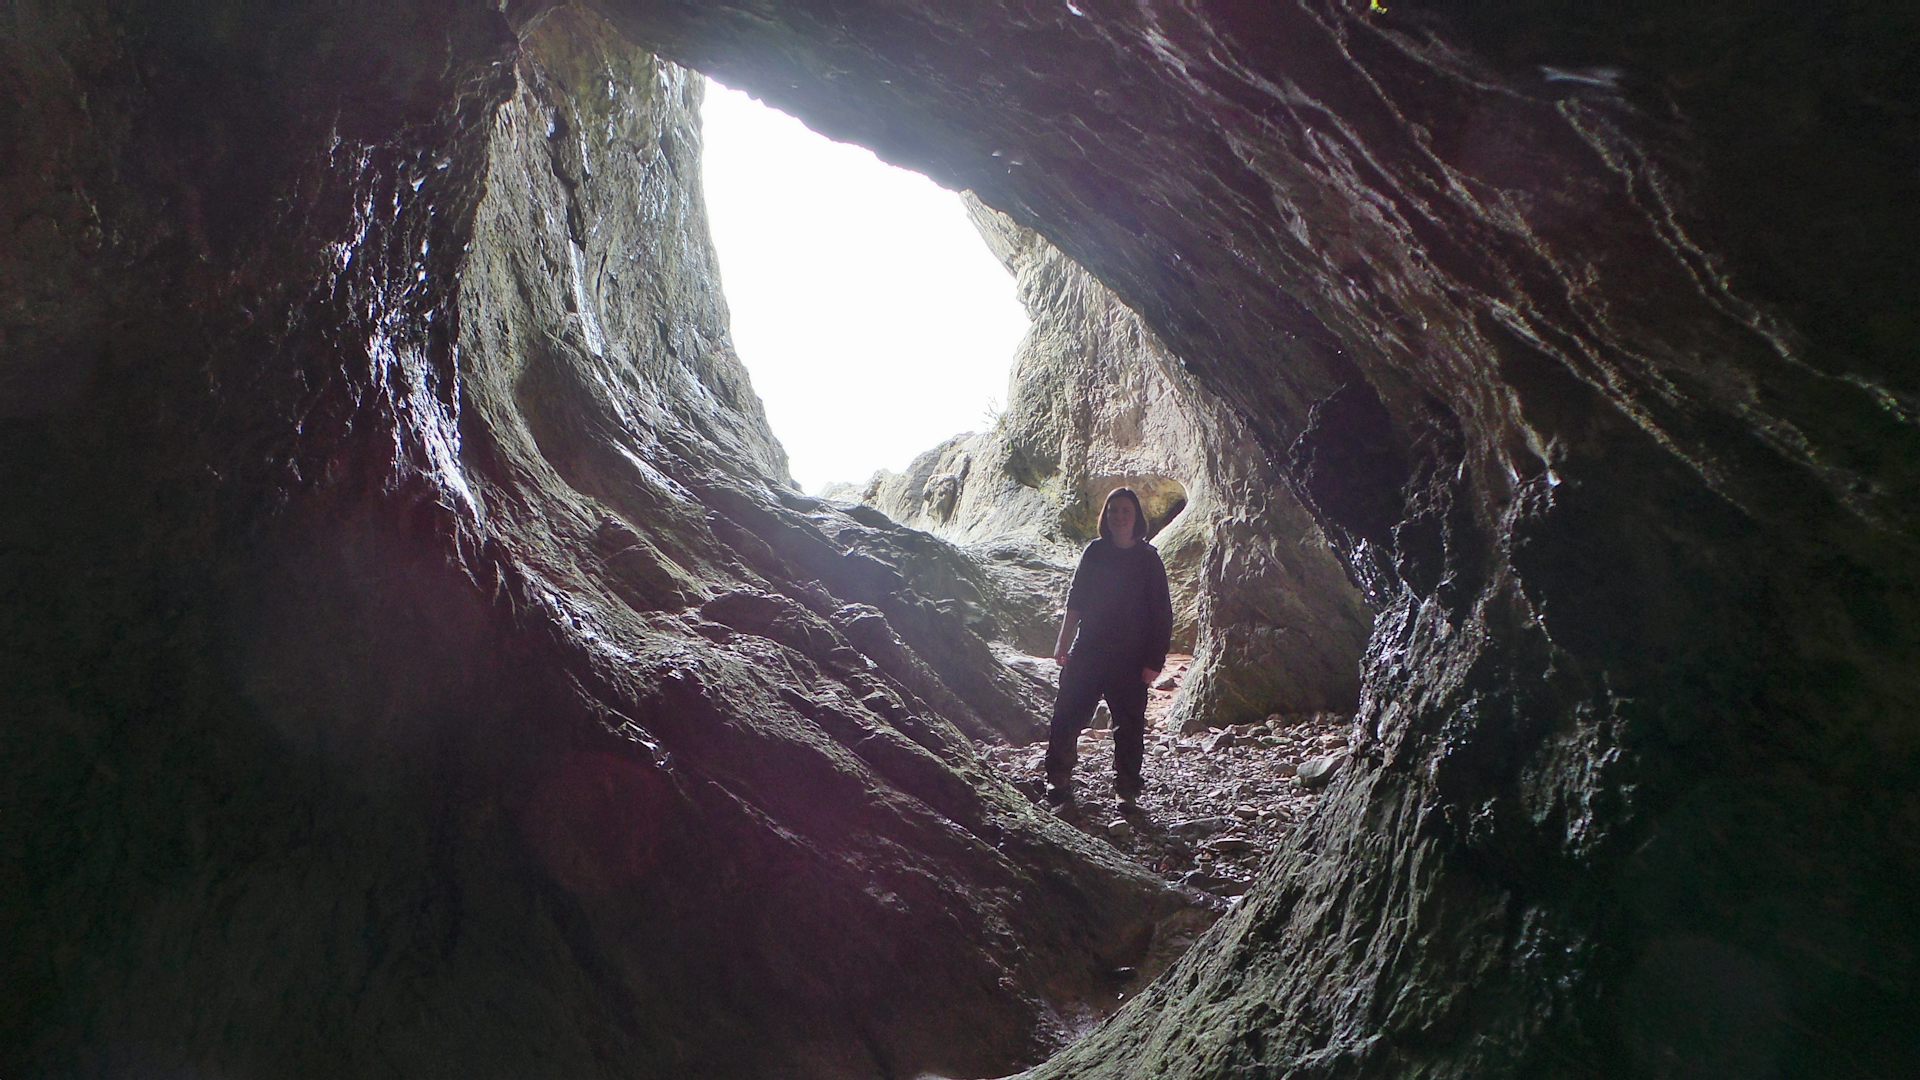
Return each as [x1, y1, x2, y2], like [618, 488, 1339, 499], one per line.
[1297, 754, 1347, 790]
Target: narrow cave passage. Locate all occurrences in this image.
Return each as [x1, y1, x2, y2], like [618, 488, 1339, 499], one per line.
[693, 70, 1369, 715]
[685, 41, 1380, 1007]
[27, 2, 1914, 1078]
[684, 57, 1379, 1059]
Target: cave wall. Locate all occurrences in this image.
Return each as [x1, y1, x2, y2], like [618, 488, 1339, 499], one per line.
[584, 0, 1920, 1075]
[2, 4, 1207, 1077]
[864, 200, 1372, 725]
[6, 0, 1918, 1077]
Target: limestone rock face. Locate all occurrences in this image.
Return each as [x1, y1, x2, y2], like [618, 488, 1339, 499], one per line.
[8, 1, 1920, 1079]
[1, 6, 1195, 1078]
[862, 200, 1371, 726]
[592, 1, 1920, 1077]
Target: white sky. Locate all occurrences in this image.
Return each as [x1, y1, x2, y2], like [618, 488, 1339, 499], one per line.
[699, 80, 1031, 494]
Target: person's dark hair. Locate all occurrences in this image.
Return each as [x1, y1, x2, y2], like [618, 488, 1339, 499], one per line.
[1097, 486, 1150, 541]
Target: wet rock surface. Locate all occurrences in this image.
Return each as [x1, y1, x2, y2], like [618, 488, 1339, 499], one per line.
[1, 7, 1197, 1079]
[7, 1, 1920, 1078]
[610, 3, 1920, 1077]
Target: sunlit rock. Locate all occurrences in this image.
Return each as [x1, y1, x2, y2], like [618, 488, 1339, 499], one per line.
[862, 200, 1371, 727]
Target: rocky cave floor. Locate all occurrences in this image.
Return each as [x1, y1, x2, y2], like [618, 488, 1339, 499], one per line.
[983, 655, 1351, 900]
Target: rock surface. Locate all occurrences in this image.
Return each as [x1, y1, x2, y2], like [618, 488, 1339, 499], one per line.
[530, 1, 1920, 1077]
[858, 201, 1374, 727]
[7, 1, 1920, 1079]
[1, 7, 1200, 1078]
[1295, 753, 1345, 790]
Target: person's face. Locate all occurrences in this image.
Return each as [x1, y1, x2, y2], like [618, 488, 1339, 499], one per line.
[1105, 496, 1137, 540]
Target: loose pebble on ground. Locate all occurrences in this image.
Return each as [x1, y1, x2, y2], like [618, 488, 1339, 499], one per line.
[983, 655, 1353, 899]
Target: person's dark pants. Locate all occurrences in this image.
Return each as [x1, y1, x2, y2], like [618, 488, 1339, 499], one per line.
[1046, 650, 1149, 786]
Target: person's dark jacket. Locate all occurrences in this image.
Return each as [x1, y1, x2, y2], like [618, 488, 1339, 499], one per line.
[1064, 537, 1174, 673]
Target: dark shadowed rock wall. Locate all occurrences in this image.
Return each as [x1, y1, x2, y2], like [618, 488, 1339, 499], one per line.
[863, 199, 1372, 727]
[7, 0, 1918, 1077]
[595, 0, 1920, 1076]
[2, 5, 1206, 1077]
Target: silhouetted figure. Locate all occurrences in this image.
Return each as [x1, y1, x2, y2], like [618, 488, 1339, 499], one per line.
[1045, 487, 1174, 802]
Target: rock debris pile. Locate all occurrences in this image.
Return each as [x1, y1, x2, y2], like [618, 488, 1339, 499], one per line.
[983, 656, 1354, 899]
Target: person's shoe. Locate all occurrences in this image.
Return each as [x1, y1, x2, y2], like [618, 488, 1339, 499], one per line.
[1045, 772, 1074, 805]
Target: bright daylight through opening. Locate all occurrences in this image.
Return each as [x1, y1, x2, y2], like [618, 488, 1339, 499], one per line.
[700, 80, 1030, 495]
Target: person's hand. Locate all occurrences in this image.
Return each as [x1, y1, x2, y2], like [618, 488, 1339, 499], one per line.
[1141, 667, 1160, 686]
[1054, 650, 1070, 667]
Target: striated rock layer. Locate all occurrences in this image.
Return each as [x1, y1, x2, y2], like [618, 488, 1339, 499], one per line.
[2, 5, 1202, 1078]
[862, 199, 1372, 728]
[598, 0, 1920, 1075]
[6, 1, 1919, 1078]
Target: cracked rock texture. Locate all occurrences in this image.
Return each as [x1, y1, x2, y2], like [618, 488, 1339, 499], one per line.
[3, 6, 1200, 1078]
[7, 1, 1920, 1079]
[611, 1, 1920, 1076]
[861, 199, 1372, 728]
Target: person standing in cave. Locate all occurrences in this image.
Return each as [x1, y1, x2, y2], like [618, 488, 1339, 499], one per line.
[1046, 486, 1174, 803]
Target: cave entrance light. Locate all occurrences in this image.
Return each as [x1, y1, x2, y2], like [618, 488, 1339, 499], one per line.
[700, 79, 1031, 495]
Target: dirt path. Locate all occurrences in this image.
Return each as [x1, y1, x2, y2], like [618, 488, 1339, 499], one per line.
[983, 655, 1353, 900]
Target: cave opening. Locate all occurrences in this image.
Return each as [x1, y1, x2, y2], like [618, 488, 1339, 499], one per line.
[699, 79, 1030, 494]
[14, 3, 1912, 1079]
[685, 55, 1371, 735]
[515, 11, 1917, 1074]
[656, 40, 1379, 1073]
